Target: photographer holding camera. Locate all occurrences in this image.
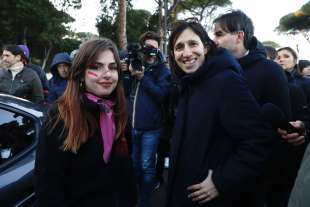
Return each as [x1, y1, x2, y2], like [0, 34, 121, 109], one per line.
[126, 31, 171, 207]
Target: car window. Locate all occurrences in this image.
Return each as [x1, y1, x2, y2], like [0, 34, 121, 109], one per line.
[0, 108, 36, 165]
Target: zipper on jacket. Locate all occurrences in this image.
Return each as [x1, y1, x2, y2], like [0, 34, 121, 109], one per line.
[132, 81, 140, 128]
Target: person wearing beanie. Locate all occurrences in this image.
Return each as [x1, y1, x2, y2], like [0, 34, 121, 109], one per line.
[48, 52, 72, 103]
[299, 59, 310, 76]
[0, 44, 44, 104]
[17, 45, 49, 96]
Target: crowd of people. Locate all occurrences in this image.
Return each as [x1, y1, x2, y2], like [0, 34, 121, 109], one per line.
[1, 9, 310, 207]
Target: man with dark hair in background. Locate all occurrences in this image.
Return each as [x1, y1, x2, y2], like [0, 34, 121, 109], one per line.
[0, 44, 44, 104]
[213, 10, 294, 207]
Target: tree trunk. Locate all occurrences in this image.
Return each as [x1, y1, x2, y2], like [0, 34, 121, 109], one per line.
[42, 42, 52, 70]
[118, 0, 127, 50]
[158, 0, 164, 51]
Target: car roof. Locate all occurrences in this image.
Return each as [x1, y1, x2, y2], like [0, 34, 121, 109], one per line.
[0, 93, 44, 119]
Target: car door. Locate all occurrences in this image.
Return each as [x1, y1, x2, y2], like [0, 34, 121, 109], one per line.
[0, 103, 42, 207]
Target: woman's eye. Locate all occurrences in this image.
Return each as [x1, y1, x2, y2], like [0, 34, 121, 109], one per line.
[109, 63, 118, 70]
[189, 41, 198, 46]
[89, 64, 100, 70]
[174, 44, 183, 51]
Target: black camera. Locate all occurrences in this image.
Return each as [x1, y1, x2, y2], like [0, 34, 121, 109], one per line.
[127, 43, 159, 71]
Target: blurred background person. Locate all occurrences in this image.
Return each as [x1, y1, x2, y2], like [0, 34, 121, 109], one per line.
[18, 44, 49, 100]
[0, 44, 44, 104]
[275, 46, 310, 207]
[298, 59, 310, 77]
[277, 47, 310, 105]
[126, 31, 171, 207]
[265, 46, 277, 61]
[47, 52, 71, 104]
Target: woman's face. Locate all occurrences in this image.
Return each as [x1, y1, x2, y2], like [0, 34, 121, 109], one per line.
[84, 49, 119, 97]
[173, 28, 207, 74]
[276, 49, 297, 71]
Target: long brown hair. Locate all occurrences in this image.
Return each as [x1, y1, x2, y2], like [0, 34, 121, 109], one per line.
[51, 38, 127, 153]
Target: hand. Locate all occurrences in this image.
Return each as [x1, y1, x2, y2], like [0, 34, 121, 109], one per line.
[187, 170, 219, 204]
[129, 64, 144, 80]
[278, 120, 305, 146]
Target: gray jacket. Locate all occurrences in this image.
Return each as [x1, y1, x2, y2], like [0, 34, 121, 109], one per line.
[0, 67, 44, 104]
[289, 143, 310, 207]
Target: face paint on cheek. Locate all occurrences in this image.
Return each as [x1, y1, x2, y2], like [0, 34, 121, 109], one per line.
[87, 70, 98, 77]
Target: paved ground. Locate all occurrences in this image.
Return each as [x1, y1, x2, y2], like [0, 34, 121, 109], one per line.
[151, 170, 168, 207]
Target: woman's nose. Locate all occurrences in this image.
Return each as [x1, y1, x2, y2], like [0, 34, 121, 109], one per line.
[182, 45, 192, 57]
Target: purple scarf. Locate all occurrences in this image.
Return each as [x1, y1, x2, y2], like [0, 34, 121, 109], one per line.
[85, 92, 115, 163]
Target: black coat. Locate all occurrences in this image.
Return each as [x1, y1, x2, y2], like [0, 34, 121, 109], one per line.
[238, 37, 291, 117]
[166, 48, 273, 207]
[238, 37, 299, 206]
[35, 103, 137, 207]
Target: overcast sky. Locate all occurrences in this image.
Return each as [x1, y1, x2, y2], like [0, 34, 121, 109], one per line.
[68, 0, 310, 59]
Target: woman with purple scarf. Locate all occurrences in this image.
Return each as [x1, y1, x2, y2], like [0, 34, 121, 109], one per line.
[35, 38, 137, 207]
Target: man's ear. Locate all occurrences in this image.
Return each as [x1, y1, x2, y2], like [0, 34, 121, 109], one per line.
[236, 31, 245, 44]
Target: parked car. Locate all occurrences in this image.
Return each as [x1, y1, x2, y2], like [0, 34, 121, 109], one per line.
[0, 93, 45, 207]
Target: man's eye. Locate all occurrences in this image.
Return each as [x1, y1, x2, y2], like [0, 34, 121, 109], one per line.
[215, 32, 223, 37]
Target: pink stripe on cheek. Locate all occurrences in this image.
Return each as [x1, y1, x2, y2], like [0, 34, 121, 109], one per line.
[87, 71, 98, 77]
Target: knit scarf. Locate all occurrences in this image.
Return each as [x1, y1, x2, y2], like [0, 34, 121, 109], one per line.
[85, 92, 115, 163]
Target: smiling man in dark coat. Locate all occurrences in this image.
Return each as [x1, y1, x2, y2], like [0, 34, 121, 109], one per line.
[213, 10, 293, 207]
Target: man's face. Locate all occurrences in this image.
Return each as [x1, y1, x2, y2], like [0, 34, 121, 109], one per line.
[213, 23, 239, 56]
[1, 50, 21, 68]
[143, 39, 159, 64]
[57, 63, 70, 79]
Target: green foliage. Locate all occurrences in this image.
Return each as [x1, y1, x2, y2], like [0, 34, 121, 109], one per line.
[96, 15, 117, 42]
[262, 41, 280, 48]
[0, 0, 77, 67]
[126, 9, 154, 43]
[51, 0, 82, 10]
[177, 0, 231, 21]
[96, 8, 156, 46]
[277, 1, 310, 33]
[301, 1, 310, 15]
[277, 13, 310, 32]
[58, 38, 81, 53]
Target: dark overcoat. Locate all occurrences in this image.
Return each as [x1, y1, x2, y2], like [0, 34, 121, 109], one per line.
[166, 48, 273, 207]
